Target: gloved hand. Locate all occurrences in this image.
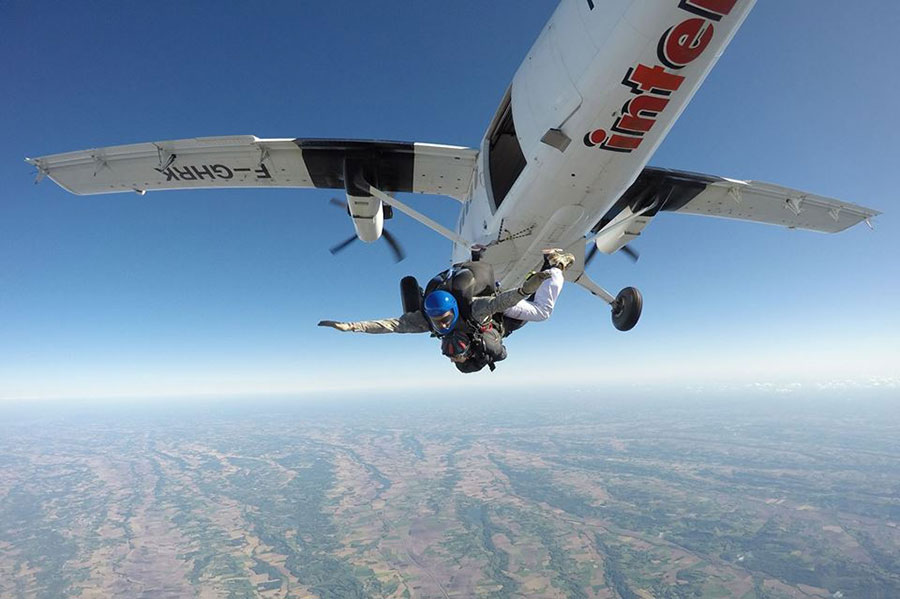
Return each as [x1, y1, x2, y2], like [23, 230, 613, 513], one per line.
[519, 270, 552, 296]
[318, 320, 353, 332]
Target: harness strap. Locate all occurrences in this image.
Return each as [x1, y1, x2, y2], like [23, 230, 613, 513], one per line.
[465, 321, 498, 372]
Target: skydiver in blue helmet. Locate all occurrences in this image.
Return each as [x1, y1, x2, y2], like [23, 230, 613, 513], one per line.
[318, 261, 551, 372]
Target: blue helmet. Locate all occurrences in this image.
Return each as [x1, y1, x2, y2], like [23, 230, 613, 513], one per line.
[423, 290, 459, 334]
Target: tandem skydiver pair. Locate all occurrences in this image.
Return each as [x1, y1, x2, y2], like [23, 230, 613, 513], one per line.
[318, 249, 575, 373]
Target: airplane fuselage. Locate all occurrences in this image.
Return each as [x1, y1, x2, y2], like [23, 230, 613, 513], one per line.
[453, 0, 755, 288]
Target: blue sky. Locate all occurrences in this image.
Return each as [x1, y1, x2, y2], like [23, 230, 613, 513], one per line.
[1, 2, 897, 401]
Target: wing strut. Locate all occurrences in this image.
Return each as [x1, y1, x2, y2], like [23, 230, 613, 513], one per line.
[364, 181, 472, 249]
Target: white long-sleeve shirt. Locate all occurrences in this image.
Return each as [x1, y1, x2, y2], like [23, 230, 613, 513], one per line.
[503, 267, 564, 322]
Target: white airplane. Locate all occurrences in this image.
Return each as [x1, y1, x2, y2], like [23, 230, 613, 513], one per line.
[27, 0, 879, 332]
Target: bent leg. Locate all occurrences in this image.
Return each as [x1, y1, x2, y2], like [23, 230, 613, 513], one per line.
[502, 315, 527, 337]
[503, 268, 564, 322]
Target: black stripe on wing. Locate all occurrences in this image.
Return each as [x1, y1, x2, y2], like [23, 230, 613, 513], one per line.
[294, 139, 415, 192]
[590, 167, 722, 234]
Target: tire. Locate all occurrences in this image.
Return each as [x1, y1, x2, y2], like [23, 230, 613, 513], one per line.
[611, 287, 643, 331]
[400, 276, 423, 314]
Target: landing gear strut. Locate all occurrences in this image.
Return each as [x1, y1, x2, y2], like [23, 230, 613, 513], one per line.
[611, 286, 643, 331]
[572, 273, 644, 332]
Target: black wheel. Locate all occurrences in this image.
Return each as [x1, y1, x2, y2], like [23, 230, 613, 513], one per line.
[611, 287, 643, 331]
[400, 276, 423, 314]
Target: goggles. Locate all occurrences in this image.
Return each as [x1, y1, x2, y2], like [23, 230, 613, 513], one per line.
[429, 310, 457, 332]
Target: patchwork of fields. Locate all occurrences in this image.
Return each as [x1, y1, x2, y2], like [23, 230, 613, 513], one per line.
[1, 394, 898, 598]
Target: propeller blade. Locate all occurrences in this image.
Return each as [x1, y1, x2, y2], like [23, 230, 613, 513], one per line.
[381, 228, 406, 263]
[585, 243, 599, 266]
[329, 235, 358, 255]
[329, 197, 349, 213]
[620, 245, 640, 262]
[327, 196, 405, 263]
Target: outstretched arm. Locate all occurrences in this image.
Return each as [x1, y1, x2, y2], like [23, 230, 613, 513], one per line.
[318, 311, 430, 334]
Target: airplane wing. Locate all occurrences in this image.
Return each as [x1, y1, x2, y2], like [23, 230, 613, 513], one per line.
[594, 167, 880, 237]
[26, 136, 478, 201]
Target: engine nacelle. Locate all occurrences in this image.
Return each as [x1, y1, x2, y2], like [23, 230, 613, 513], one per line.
[346, 193, 384, 243]
[593, 205, 651, 255]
